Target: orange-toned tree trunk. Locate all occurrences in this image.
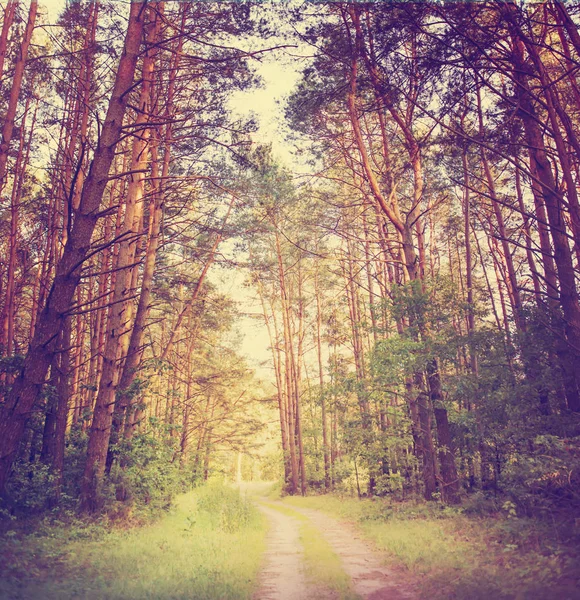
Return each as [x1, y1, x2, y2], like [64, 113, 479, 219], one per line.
[0, 0, 147, 498]
[0, 0, 37, 193]
[81, 5, 155, 510]
[0, 0, 16, 82]
[509, 27, 580, 412]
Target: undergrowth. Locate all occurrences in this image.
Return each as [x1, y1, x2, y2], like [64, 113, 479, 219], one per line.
[0, 483, 267, 600]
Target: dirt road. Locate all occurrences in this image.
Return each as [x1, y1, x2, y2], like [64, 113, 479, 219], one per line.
[253, 502, 417, 600]
[253, 504, 314, 600]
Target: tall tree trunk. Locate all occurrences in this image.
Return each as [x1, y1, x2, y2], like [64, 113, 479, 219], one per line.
[345, 9, 450, 499]
[295, 261, 307, 495]
[509, 28, 580, 412]
[0, 93, 33, 358]
[0, 0, 16, 82]
[0, 0, 37, 193]
[427, 360, 460, 504]
[274, 229, 300, 494]
[80, 6, 155, 509]
[315, 264, 330, 491]
[0, 0, 147, 498]
[51, 316, 71, 504]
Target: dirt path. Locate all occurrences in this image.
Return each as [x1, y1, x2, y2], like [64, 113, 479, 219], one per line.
[253, 502, 417, 600]
[252, 504, 317, 600]
[292, 506, 417, 600]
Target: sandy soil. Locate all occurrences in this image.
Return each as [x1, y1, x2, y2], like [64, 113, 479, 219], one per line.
[253, 502, 417, 600]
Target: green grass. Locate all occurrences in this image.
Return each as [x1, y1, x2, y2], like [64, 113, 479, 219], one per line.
[0, 484, 268, 600]
[283, 495, 580, 600]
[264, 501, 359, 600]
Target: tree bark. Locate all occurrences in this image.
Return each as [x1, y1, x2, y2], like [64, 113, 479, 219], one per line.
[0, 0, 37, 193]
[0, 0, 147, 498]
[0, 0, 16, 82]
[509, 26, 580, 411]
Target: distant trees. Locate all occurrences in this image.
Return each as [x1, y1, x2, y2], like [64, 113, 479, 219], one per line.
[244, 150, 310, 495]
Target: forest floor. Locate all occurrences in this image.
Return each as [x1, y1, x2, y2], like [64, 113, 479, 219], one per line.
[1, 484, 579, 600]
[0, 485, 267, 600]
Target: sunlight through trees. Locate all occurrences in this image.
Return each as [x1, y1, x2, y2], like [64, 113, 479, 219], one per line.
[0, 0, 578, 526]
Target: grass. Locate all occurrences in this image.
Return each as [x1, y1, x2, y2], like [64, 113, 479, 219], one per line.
[5, 481, 577, 600]
[0, 483, 268, 600]
[283, 494, 580, 600]
[264, 501, 359, 600]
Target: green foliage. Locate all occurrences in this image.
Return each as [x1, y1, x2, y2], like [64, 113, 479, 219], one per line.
[196, 482, 257, 532]
[0, 487, 267, 599]
[258, 451, 283, 481]
[501, 434, 580, 515]
[0, 353, 25, 376]
[6, 460, 56, 513]
[108, 425, 183, 515]
[0, 354, 26, 399]
[61, 427, 89, 501]
[366, 275, 580, 513]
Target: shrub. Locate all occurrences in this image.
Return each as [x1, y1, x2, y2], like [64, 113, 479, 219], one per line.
[5, 460, 55, 513]
[196, 482, 256, 532]
[109, 429, 183, 515]
[501, 434, 580, 515]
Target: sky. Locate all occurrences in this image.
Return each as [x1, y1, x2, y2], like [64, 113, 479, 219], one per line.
[37, 0, 304, 384]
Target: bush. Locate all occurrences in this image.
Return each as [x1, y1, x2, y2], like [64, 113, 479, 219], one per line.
[108, 429, 183, 515]
[501, 434, 580, 515]
[5, 460, 56, 513]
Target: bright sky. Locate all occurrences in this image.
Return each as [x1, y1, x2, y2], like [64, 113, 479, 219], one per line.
[40, 0, 61, 19]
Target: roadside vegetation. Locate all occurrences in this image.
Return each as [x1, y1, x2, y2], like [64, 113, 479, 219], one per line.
[283, 494, 580, 600]
[0, 483, 267, 600]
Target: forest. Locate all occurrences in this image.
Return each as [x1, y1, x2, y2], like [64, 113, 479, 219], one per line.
[0, 0, 580, 598]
